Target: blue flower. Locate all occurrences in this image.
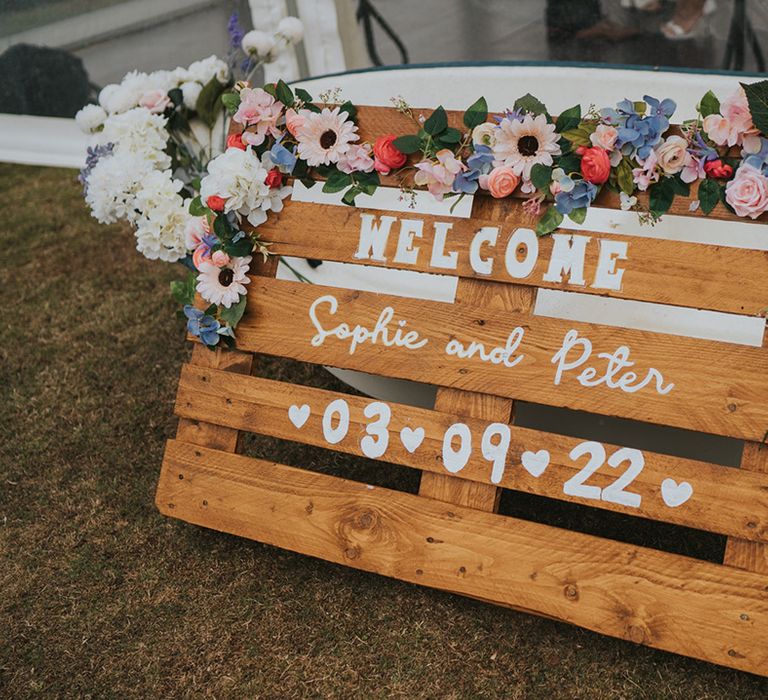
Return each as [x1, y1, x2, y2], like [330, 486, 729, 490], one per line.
[453, 169, 479, 194]
[184, 305, 221, 346]
[78, 142, 114, 194]
[554, 180, 597, 216]
[467, 144, 494, 171]
[270, 138, 297, 172]
[601, 96, 676, 160]
[743, 137, 768, 173]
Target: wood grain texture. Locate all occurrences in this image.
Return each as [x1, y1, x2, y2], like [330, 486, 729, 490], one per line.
[156, 440, 768, 675]
[233, 276, 768, 441]
[174, 365, 768, 542]
[259, 200, 768, 317]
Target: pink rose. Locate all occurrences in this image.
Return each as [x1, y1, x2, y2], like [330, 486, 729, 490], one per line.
[590, 124, 618, 151]
[486, 166, 520, 198]
[413, 149, 465, 200]
[580, 146, 611, 184]
[337, 143, 374, 174]
[139, 89, 171, 114]
[655, 135, 688, 176]
[373, 134, 407, 175]
[211, 250, 231, 267]
[284, 108, 305, 137]
[725, 164, 768, 219]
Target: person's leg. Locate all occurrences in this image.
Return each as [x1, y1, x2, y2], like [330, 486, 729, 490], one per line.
[662, 0, 716, 37]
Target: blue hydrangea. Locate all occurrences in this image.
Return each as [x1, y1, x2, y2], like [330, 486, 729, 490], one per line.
[453, 145, 494, 194]
[601, 95, 676, 160]
[270, 137, 297, 172]
[184, 306, 221, 346]
[554, 180, 598, 216]
[743, 137, 768, 173]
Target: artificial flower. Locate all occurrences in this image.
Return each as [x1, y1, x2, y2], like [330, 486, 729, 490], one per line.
[269, 138, 297, 172]
[264, 168, 283, 188]
[296, 107, 359, 167]
[180, 81, 202, 109]
[192, 233, 218, 270]
[372, 134, 407, 175]
[486, 166, 520, 198]
[413, 149, 465, 199]
[139, 89, 171, 114]
[234, 88, 283, 145]
[241, 30, 276, 59]
[554, 179, 598, 216]
[601, 96, 675, 160]
[75, 104, 107, 133]
[184, 306, 221, 346]
[207, 195, 226, 211]
[472, 122, 496, 147]
[337, 143, 375, 174]
[186, 55, 228, 85]
[492, 113, 561, 180]
[579, 146, 611, 184]
[590, 124, 618, 152]
[276, 16, 304, 44]
[211, 250, 231, 267]
[725, 164, 768, 219]
[284, 108, 305, 137]
[196, 255, 252, 307]
[702, 87, 760, 150]
[619, 192, 637, 210]
[632, 150, 660, 191]
[655, 135, 688, 176]
[226, 133, 247, 150]
[703, 159, 733, 179]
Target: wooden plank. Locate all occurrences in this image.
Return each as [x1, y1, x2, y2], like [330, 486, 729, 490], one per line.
[418, 278, 524, 511]
[156, 440, 768, 675]
[259, 200, 767, 317]
[174, 365, 768, 543]
[348, 105, 767, 224]
[233, 276, 768, 441]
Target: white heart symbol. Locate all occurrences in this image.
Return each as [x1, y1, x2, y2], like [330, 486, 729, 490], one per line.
[521, 449, 550, 477]
[400, 426, 425, 453]
[288, 404, 310, 429]
[660, 478, 693, 508]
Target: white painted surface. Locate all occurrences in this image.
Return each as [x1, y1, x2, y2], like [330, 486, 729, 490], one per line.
[0, 114, 87, 168]
[534, 290, 767, 347]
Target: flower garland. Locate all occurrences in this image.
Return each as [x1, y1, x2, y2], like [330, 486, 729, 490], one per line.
[77, 20, 768, 349]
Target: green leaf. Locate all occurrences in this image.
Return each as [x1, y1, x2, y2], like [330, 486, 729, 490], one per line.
[439, 127, 462, 144]
[219, 294, 247, 329]
[536, 206, 564, 236]
[300, 176, 316, 189]
[213, 214, 234, 240]
[339, 100, 357, 119]
[275, 79, 294, 107]
[557, 153, 581, 176]
[291, 158, 308, 178]
[742, 80, 768, 136]
[561, 122, 597, 148]
[322, 169, 353, 193]
[392, 134, 421, 154]
[698, 178, 721, 215]
[423, 106, 448, 136]
[514, 93, 548, 116]
[168, 87, 183, 107]
[555, 105, 581, 133]
[341, 185, 361, 206]
[616, 158, 635, 196]
[569, 207, 588, 225]
[697, 90, 721, 118]
[195, 77, 227, 128]
[354, 170, 380, 195]
[295, 87, 314, 104]
[463, 96, 488, 130]
[669, 176, 690, 197]
[530, 163, 553, 191]
[263, 83, 277, 98]
[222, 235, 253, 257]
[649, 178, 675, 217]
[189, 196, 208, 217]
[170, 272, 197, 306]
[221, 91, 241, 116]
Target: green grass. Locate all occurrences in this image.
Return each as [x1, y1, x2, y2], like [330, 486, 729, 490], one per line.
[1, 163, 767, 698]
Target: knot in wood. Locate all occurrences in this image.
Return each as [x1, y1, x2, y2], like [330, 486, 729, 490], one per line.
[563, 584, 579, 601]
[627, 624, 646, 643]
[344, 545, 361, 560]
[354, 509, 377, 530]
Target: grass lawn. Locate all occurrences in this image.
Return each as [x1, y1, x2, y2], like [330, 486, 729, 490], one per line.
[2, 162, 767, 698]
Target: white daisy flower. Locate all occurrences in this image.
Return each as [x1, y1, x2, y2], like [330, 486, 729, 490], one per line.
[196, 255, 252, 308]
[295, 106, 358, 167]
[492, 113, 561, 180]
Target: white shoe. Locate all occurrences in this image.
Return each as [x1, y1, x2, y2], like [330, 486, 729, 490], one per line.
[661, 0, 717, 40]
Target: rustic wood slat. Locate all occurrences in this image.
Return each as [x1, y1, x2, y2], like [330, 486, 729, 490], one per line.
[156, 439, 768, 675]
[174, 365, 768, 543]
[259, 200, 767, 317]
[349, 105, 767, 224]
[233, 276, 768, 442]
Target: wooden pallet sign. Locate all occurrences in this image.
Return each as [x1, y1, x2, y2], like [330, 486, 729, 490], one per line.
[156, 105, 768, 676]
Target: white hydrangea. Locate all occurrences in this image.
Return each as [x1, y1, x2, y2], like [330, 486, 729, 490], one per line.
[276, 16, 304, 44]
[187, 55, 229, 85]
[132, 170, 190, 262]
[200, 147, 291, 227]
[99, 107, 170, 167]
[75, 104, 107, 133]
[180, 81, 203, 110]
[84, 150, 155, 224]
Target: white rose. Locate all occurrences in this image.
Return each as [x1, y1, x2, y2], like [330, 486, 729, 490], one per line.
[98, 84, 119, 112]
[276, 16, 304, 44]
[655, 135, 688, 175]
[242, 30, 276, 58]
[472, 122, 496, 147]
[181, 81, 203, 110]
[75, 104, 107, 133]
[187, 55, 229, 85]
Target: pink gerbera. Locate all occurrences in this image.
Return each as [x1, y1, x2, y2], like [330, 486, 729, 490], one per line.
[492, 113, 561, 180]
[295, 106, 358, 166]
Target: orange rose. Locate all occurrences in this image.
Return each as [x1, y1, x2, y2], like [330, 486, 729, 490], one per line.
[373, 134, 407, 175]
[486, 166, 520, 198]
[580, 146, 611, 185]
